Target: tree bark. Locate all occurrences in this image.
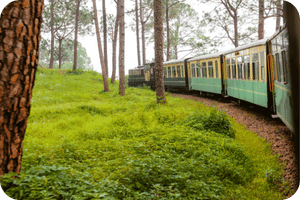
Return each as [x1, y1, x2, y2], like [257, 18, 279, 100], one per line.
[135, 0, 141, 66]
[58, 38, 62, 69]
[92, 0, 109, 92]
[276, 0, 281, 31]
[0, 0, 44, 175]
[111, 1, 119, 84]
[139, 0, 146, 65]
[119, 0, 125, 96]
[233, 13, 238, 47]
[102, 0, 108, 76]
[73, 0, 80, 71]
[49, 0, 55, 69]
[258, 0, 264, 39]
[154, 0, 166, 104]
[166, 0, 170, 61]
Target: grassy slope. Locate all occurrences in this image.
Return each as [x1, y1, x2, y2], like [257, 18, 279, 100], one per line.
[1, 68, 287, 199]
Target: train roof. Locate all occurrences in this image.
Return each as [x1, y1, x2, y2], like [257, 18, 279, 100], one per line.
[163, 58, 186, 65]
[188, 51, 224, 62]
[223, 39, 268, 55]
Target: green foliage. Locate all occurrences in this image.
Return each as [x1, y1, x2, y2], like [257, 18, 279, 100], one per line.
[185, 107, 235, 138]
[0, 69, 285, 199]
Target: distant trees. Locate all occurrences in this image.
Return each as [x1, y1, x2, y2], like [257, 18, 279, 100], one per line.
[41, 0, 93, 69]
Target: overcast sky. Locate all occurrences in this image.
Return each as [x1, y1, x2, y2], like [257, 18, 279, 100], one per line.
[41, 0, 282, 77]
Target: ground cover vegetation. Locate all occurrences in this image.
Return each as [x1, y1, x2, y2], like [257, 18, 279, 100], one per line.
[1, 69, 287, 199]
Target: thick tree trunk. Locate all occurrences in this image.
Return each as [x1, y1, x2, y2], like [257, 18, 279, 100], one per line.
[135, 0, 141, 66]
[92, 0, 109, 92]
[258, 0, 264, 39]
[111, 2, 119, 84]
[102, 0, 108, 76]
[49, 0, 55, 69]
[276, 0, 281, 31]
[153, 0, 166, 104]
[166, 0, 170, 61]
[119, 0, 125, 96]
[73, 0, 80, 71]
[58, 38, 62, 69]
[0, 0, 44, 176]
[139, 0, 146, 65]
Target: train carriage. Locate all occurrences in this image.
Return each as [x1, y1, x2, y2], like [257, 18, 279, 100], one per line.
[163, 58, 189, 91]
[223, 39, 269, 108]
[128, 66, 146, 87]
[144, 62, 156, 89]
[187, 52, 223, 94]
[267, 25, 295, 132]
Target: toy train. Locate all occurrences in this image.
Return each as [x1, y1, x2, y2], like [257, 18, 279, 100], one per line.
[128, 1, 299, 134]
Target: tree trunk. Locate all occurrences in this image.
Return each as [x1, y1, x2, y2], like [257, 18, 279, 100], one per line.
[58, 38, 62, 69]
[276, 0, 281, 31]
[119, 0, 125, 96]
[49, 0, 55, 69]
[102, 0, 108, 76]
[135, 0, 141, 66]
[0, 0, 44, 176]
[92, 0, 109, 92]
[111, 1, 119, 84]
[258, 0, 264, 39]
[166, 0, 170, 61]
[73, 0, 80, 71]
[140, 0, 146, 65]
[233, 13, 238, 47]
[153, 0, 166, 104]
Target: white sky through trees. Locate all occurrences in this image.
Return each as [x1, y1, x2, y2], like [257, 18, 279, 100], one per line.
[0, 0, 299, 78]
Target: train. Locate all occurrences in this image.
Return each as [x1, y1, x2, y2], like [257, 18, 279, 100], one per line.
[128, 1, 299, 134]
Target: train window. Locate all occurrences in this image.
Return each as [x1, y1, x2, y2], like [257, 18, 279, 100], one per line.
[172, 66, 176, 77]
[227, 59, 231, 79]
[141, 69, 144, 76]
[191, 63, 195, 78]
[275, 53, 282, 82]
[215, 61, 218, 78]
[208, 61, 214, 78]
[196, 62, 201, 78]
[168, 66, 171, 77]
[237, 57, 243, 79]
[252, 53, 259, 80]
[202, 62, 207, 78]
[231, 58, 236, 79]
[244, 55, 250, 80]
[177, 65, 181, 78]
[181, 65, 185, 78]
[164, 67, 167, 78]
[281, 51, 288, 83]
[260, 52, 265, 81]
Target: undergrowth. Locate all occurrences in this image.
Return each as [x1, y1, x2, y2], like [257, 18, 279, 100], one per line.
[0, 68, 286, 199]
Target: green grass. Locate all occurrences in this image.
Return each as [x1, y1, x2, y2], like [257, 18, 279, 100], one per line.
[1, 68, 288, 199]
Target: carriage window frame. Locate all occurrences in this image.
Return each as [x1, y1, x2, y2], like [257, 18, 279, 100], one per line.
[181, 65, 185, 78]
[172, 66, 176, 78]
[196, 62, 201, 78]
[244, 55, 250, 80]
[252, 53, 259, 81]
[163, 67, 167, 78]
[202, 62, 207, 78]
[237, 56, 243, 80]
[275, 53, 282, 82]
[231, 58, 236, 79]
[227, 59, 231, 79]
[260, 52, 265, 82]
[215, 60, 218, 78]
[168, 66, 171, 78]
[176, 65, 181, 78]
[208, 61, 214, 78]
[191, 63, 196, 78]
